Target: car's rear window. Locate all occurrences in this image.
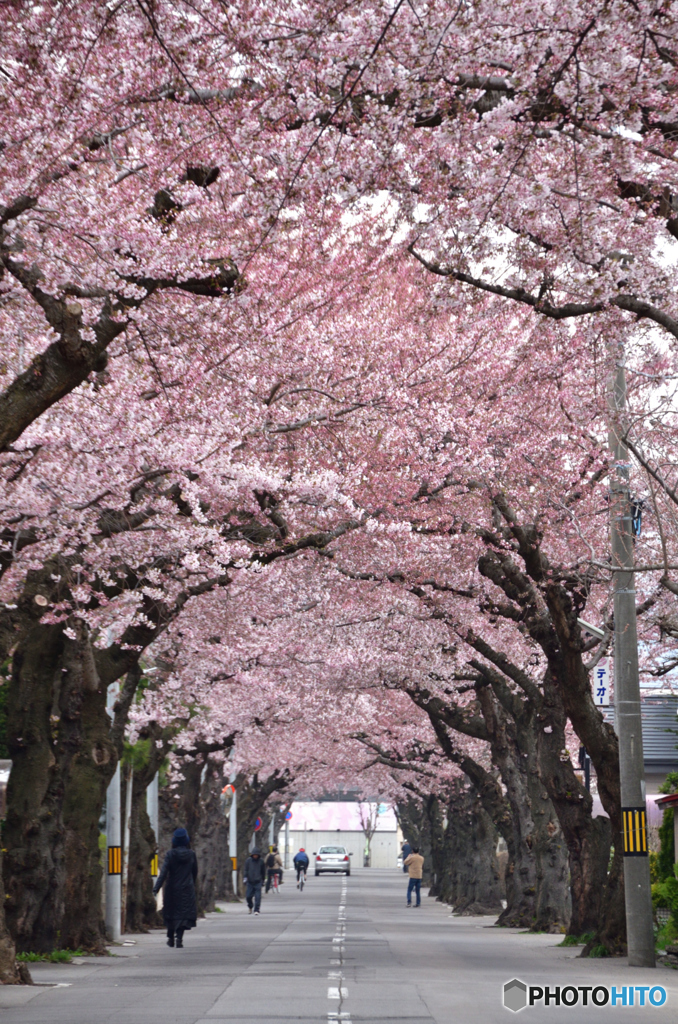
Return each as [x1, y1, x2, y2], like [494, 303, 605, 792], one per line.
[319, 846, 346, 854]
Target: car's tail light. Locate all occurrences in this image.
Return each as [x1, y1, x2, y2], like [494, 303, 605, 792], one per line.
[316, 855, 322, 861]
[344, 855, 349, 861]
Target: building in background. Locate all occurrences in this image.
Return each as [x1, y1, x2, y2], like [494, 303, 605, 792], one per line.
[593, 697, 678, 831]
[285, 801, 400, 870]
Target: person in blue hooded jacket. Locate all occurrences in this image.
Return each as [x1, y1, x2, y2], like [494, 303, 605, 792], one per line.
[293, 848, 309, 886]
[153, 827, 198, 948]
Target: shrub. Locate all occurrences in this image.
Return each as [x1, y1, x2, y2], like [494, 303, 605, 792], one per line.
[16, 948, 85, 964]
[657, 773, 678, 882]
[558, 932, 595, 947]
[652, 866, 678, 930]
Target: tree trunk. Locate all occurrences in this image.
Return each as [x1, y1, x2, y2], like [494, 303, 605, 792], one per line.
[395, 794, 438, 884]
[537, 668, 612, 938]
[543, 586, 626, 953]
[192, 765, 233, 911]
[0, 848, 30, 984]
[522, 764, 571, 933]
[3, 622, 117, 952]
[159, 759, 234, 913]
[424, 794, 446, 896]
[476, 520, 627, 953]
[234, 772, 289, 891]
[420, 701, 530, 925]
[454, 789, 504, 915]
[476, 686, 569, 931]
[125, 792, 159, 932]
[236, 778, 268, 877]
[468, 624, 611, 939]
[495, 799, 539, 927]
[437, 785, 504, 915]
[520, 710, 571, 933]
[124, 761, 162, 933]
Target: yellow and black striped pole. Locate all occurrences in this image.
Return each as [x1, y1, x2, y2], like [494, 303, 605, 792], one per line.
[108, 845, 122, 875]
[622, 807, 648, 857]
[150, 854, 159, 877]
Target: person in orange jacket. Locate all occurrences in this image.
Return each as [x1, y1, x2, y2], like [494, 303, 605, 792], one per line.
[404, 847, 424, 907]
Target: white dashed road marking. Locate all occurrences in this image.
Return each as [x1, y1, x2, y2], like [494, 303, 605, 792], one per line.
[327, 878, 351, 1024]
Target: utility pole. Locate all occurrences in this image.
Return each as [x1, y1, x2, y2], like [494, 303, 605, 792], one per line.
[147, 773, 160, 905]
[146, 773, 159, 878]
[284, 817, 290, 869]
[120, 765, 133, 934]
[608, 350, 655, 968]
[146, 773, 159, 842]
[105, 683, 121, 943]
[228, 778, 238, 897]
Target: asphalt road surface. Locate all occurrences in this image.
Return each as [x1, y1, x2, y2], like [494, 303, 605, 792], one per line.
[1, 871, 677, 1023]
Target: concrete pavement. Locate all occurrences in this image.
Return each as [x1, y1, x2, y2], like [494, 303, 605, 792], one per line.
[1, 870, 677, 1023]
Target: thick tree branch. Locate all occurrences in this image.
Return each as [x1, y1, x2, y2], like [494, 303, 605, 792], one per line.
[0, 254, 239, 451]
[406, 685, 489, 742]
[464, 630, 543, 707]
[625, 435, 678, 508]
[408, 246, 678, 342]
[173, 731, 238, 759]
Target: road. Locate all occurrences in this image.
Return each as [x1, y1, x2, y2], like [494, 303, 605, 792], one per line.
[1, 871, 677, 1023]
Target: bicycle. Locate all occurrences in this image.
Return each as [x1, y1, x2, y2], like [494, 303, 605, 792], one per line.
[298, 871, 306, 892]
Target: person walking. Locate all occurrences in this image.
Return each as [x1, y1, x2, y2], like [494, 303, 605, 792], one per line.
[244, 848, 266, 915]
[404, 846, 424, 907]
[265, 845, 284, 893]
[401, 840, 412, 873]
[153, 827, 198, 948]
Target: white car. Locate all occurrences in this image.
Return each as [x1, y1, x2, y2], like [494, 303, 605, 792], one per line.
[314, 845, 352, 876]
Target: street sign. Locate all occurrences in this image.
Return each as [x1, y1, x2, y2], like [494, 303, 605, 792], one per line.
[594, 660, 611, 706]
[254, 817, 262, 831]
[285, 811, 292, 821]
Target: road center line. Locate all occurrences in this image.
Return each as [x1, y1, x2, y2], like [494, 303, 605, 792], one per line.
[328, 878, 350, 1024]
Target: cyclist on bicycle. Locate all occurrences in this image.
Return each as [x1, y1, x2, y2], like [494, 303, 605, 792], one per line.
[265, 846, 283, 892]
[293, 848, 309, 887]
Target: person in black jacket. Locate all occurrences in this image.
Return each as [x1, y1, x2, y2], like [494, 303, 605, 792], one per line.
[153, 827, 198, 947]
[244, 848, 266, 915]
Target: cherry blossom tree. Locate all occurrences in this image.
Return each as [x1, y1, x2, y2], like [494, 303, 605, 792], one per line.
[3, 3, 678, 971]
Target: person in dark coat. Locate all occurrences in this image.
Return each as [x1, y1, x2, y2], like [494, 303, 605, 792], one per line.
[153, 827, 198, 947]
[244, 848, 266, 915]
[401, 840, 412, 873]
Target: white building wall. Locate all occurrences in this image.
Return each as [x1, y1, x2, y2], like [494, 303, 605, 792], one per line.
[369, 831, 399, 869]
[285, 829, 399, 871]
